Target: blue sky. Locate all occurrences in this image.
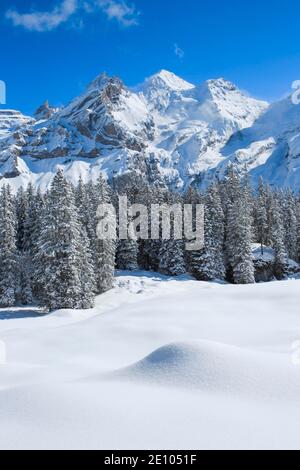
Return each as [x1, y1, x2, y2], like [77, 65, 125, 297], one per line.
[1, 0, 300, 115]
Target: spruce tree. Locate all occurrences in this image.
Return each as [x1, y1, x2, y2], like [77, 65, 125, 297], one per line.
[225, 170, 255, 284]
[116, 239, 139, 271]
[284, 191, 298, 261]
[34, 171, 95, 310]
[271, 197, 289, 279]
[0, 185, 19, 307]
[153, 189, 186, 277]
[16, 186, 28, 252]
[16, 184, 37, 304]
[256, 177, 268, 255]
[94, 175, 116, 293]
[297, 199, 300, 263]
[31, 188, 46, 299]
[189, 183, 225, 281]
[227, 198, 255, 284]
[158, 239, 186, 276]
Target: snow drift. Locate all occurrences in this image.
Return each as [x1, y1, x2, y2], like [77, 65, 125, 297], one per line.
[110, 340, 300, 402]
[0, 272, 300, 449]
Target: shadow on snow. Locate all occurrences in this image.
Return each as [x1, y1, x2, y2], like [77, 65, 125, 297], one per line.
[0, 307, 47, 321]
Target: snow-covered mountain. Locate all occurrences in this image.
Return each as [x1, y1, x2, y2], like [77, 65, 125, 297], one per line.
[0, 69, 299, 191]
[0, 109, 33, 139]
[138, 72, 268, 189]
[0, 109, 34, 179]
[34, 101, 60, 121]
[214, 94, 300, 189]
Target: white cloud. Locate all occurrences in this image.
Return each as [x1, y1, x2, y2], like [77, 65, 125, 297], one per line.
[6, 0, 78, 32]
[6, 0, 139, 32]
[97, 0, 139, 27]
[174, 43, 184, 60]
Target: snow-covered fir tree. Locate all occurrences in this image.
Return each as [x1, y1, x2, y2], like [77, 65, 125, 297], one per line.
[116, 239, 139, 271]
[158, 239, 186, 276]
[225, 170, 255, 284]
[283, 191, 298, 262]
[30, 188, 46, 299]
[139, 184, 162, 272]
[297, 200, 300, 263]
[155, 189, 186, 277]
[16, 184, 37, 304]
[0, 185, 19, 307]
[94, 175, 116, 293]
[34, 171, 95, 310]
[75, 176, 96, 244]
[189, 183, 225, 281]
[113, 174, 140, 272]
[271, 196, 289, 280]
[0, 167, 299, 311]
[16, 186, 28, 252]
[255, 177, 268, 255]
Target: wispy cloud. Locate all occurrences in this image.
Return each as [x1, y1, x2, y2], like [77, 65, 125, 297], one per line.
[97, 0, 139, 26]
[6, 0, 139, 32]
[6, 0, 78, 32]
[174, 43, 184, 60]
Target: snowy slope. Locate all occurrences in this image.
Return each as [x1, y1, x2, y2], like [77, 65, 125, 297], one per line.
[142, 74, 268, 189]
[0, 110, 34, 179]
[0, 272, 300, 450]
[1, 69, 300, 192]
[0, 73, 157, 190]
[135, 69, 195, 112]
[215, 94, 300, 189]
[0, 109, 33, 139]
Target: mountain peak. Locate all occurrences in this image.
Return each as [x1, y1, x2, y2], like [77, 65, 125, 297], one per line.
[195, 77, 268, 117]
[197, 78, 241, 99]
[34, 101, 58, 121]
[206, 77, 238, 92]
[87, 72, 110, 91]
[138, 70, 194, 94]
[153, 69, 194, 91]
[87, 72, 124, 93]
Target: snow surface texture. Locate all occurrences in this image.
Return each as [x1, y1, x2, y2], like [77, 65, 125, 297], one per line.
[0, 272, 300, 450]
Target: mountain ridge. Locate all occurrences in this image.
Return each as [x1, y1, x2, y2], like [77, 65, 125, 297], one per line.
[0, 70, 299, 192]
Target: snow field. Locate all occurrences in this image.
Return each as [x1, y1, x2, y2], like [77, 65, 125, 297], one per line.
[0, 272, 300, 449]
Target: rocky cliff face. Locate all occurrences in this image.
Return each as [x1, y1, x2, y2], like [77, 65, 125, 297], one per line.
[0, 109, 33, 138]
[0, 69, 299, 192]
[34, 101, 59, 121]
[213, 94, 300, 189]
[0, 110, 34, 179]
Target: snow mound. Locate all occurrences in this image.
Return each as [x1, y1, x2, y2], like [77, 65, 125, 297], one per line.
[111, 341, 300, 401]
[1, 275, 300, 449]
